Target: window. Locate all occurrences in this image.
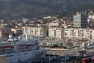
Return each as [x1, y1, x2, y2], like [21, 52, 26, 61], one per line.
[82, 33, 84, 36]
[82, 30, 83, 32]
[30, 28, 33, 33]
[86, 30, 89, 32]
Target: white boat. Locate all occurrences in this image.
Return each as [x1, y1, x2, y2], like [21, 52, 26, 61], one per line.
[0, 35, 47, 63]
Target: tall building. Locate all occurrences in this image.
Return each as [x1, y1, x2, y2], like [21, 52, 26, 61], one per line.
[73, 13, 88, 28]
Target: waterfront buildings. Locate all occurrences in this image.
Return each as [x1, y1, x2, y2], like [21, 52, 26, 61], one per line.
[1, 12, 94, 41]
[49, 26, 63, 39]
[64, 28, 94, 40]
[22, 24, 48, 38]
[48, 27, 94, 40]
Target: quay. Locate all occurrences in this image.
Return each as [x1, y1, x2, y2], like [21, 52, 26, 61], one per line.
[47, 49, 94, 56]
[20, 49, 94, 63]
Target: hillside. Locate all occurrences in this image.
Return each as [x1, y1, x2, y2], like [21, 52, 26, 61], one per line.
[0, 0, 94, 18]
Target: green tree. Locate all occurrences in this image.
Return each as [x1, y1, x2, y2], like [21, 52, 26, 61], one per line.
[66, 39, 73, 48]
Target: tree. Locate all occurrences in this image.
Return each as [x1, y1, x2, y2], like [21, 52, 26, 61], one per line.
[66, 39, 73, 48]
[51, 44, 58, 48]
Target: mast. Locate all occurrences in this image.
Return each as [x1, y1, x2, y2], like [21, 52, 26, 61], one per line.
[26, 32, 27, 41]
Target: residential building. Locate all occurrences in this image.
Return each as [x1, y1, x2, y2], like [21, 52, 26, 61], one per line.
[73, 13, 88, 28]
[64, 28, 94, 40]
[49, 26, 63, 39]
[49, 19, 61, 27]
[0, 29, 13, 37]
[11, 28, 22, 36]
[43, 16, 51, 19]
[0, 23, 7, 27]
[22, 24, 48, 37]
[88, 14, 94, 19]
[88, 14, 94, 23]
[48, 19, 64, 39]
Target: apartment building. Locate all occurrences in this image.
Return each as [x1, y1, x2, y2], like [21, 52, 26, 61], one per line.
[64, 28, 94, 40]
[88, 14, 94, 23]
[0, 30, 13, 37]
[22, 24, 48, 37]
[73, 13, 88, 28]
[49, 26, 64, 39]
[88, 14, 94, 19]
[11, 28, 22, 36]
[48, 19, 64, 39]
[48, 26, 94, 40]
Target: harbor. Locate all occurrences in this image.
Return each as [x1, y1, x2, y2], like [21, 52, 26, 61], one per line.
[0, 36, 94, 63]
[0, 0, 94, 63]
[15, 49, 94, 63]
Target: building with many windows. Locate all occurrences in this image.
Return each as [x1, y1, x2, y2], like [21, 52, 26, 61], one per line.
[0, 29, 13, 37]
[49, 26, 64, 39]
[63, 28, 94, 40]
[22, 24, 48, 37]
[11, 28, 22, 36]
[73, 13, 88, 28]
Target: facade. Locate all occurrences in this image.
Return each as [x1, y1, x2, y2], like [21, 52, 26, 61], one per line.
[48, 19, 63, 39]
[88, 14, 94, 23]
[88, 14, 94, 19]
[22, 24, 48, 37]
[0, 30, 13, 37]
[48, 27, 94, 40]
[11, 28, 22, 36]
[64, 28, 94, 40]
[49, 26, 64, 39]
[73, 13, 88, 28]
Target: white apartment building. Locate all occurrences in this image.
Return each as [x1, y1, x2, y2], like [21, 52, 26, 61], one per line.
[11, 28, 22, 36]
[64, 28, 94, 40]
[48, 19, 63, 39]
[49, 27, 94, 40]
[49, 26, 63, 39]
[88, 14, 94, 19]
[22, 24, 48, 37]
[88, 14, 94, 23]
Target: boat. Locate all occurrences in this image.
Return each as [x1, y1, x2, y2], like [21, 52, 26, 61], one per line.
[0, 35, 47, 63]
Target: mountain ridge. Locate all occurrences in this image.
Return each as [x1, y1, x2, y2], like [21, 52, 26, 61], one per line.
[0, 0, 94, 18]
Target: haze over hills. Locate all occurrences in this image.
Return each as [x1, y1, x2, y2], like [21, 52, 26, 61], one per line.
[0, 0, 94, 18]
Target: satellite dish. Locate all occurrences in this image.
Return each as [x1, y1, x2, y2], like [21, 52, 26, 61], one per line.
[18, 36, 21, 40]
[9, 35, 12, 39]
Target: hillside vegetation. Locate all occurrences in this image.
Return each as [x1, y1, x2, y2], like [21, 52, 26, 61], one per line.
[0, 0, 94, 18]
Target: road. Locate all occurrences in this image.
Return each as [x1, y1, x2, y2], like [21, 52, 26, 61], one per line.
[44, 56, 64, 63]
[46, 49, 78, 56]
[44, 49, 94, 63]
[46, 49, 94, 56]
